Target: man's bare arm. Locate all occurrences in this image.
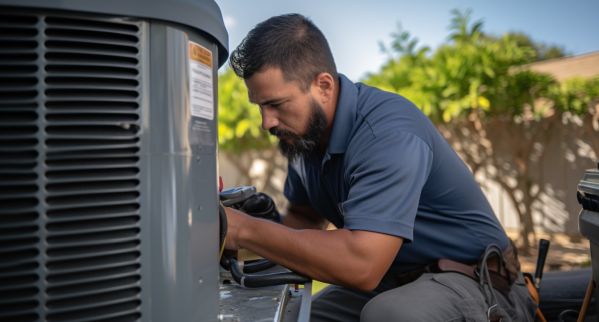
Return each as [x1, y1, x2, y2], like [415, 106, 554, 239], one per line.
[225, 207, 402, 292]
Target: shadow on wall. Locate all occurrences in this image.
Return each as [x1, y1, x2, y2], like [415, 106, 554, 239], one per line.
[444, 106, 599, 248]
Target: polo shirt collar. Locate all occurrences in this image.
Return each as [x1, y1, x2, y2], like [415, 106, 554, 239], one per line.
[326, 74, 357, 155]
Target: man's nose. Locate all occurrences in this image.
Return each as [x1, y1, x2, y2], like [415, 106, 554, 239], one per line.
[260, 107, 279, 131]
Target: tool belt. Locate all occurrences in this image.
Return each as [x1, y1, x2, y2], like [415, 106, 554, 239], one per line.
[388, 243, 519, 296]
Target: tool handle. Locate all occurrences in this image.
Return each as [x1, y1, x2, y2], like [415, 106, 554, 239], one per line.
[534, 239, 550, 289]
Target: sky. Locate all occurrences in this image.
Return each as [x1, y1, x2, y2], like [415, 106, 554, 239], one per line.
[214, 0, 599, 81]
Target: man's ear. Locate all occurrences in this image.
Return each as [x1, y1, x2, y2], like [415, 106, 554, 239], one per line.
[312, 72, 335, 104]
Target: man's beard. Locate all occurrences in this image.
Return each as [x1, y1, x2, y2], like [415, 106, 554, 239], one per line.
[269, 99, 327, 161]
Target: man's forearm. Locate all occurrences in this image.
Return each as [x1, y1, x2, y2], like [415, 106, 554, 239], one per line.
[230, 210, 401, 292]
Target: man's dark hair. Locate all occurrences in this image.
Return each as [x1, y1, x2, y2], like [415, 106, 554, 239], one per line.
[229, 14, 338, 91]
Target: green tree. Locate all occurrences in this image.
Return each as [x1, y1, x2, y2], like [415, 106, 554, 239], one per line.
[502, 31, 567, 61]
[218, 68, 274, 153]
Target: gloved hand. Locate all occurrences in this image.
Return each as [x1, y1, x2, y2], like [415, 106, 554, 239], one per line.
[237, 192, 281, 223]
[219, 186, 281, 223]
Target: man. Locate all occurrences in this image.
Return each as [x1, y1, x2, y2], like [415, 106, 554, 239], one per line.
[223, 13, 534, 321]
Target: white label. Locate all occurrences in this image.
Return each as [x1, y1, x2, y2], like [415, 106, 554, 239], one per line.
[188, 41, 214, 120]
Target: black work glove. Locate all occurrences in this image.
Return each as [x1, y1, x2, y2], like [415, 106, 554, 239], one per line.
[238, 192, 281, 223]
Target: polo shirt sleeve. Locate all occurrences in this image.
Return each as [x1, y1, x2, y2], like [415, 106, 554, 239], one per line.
[342, 130, 433, 242]
[284, 164, 310, 205]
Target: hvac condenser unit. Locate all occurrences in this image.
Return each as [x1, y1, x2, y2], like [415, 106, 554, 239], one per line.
[0, 0, 228, 321]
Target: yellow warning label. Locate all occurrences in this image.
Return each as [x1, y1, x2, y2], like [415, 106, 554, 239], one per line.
[189, 42, 212, 67]
[188, 40, 214, 120]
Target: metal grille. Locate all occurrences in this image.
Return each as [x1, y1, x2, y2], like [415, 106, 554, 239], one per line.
[0, 9, 143, 322]
[44, 14, 142, 322]
[0, 12, 42, 322]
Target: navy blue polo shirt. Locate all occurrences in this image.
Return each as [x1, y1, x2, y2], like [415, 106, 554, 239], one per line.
[284, 75, 508, 272]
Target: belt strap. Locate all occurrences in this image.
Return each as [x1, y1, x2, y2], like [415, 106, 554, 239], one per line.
[436, 258, 511, 295]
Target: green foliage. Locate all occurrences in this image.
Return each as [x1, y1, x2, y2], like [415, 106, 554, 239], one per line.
[364, 9, 599, 123]
[551, 77, 599, 114]
[487, 31, 567, 62]
[448, 9, 484, 44]
[218, 68, 275, 153]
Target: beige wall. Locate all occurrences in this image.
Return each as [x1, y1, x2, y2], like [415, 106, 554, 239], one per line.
[477, 127, 597, 235]
[524, 51, 599, 82]
[218, 150, 289, 210]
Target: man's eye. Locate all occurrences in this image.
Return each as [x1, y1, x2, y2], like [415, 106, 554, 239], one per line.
[259, 101, 285, 110]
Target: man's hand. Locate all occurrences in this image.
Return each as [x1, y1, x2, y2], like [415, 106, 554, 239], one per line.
[225, 202, 323, 250]
[223, 206, 251, 251]
[238, 192, 281, 222]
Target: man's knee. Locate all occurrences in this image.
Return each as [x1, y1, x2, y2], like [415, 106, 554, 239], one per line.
[360, 295, 394, 322]
[360, 289, 427, 322]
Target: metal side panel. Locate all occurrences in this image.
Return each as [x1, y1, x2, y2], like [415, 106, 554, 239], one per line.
[141, 22, 219, 322]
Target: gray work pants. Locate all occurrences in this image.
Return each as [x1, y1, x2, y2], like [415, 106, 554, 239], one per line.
[311, 272, 535, 322]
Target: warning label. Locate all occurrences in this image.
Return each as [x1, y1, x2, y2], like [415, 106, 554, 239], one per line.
[188, 41, 214, 120]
